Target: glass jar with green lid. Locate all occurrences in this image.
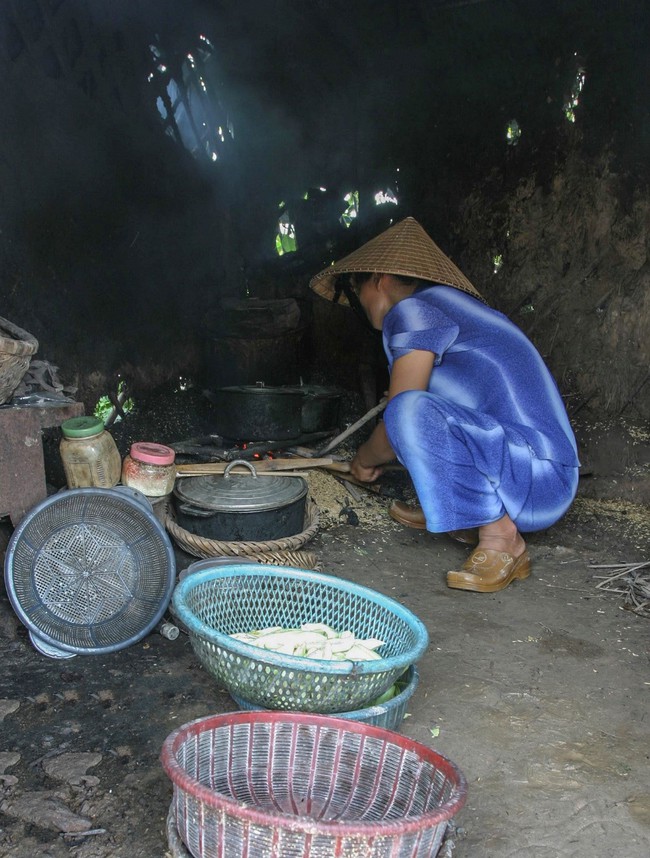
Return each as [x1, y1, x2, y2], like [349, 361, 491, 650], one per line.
[59, 416, 122, 489]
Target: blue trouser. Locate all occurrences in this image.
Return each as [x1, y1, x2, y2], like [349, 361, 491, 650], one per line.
[384, 390, 579, 533]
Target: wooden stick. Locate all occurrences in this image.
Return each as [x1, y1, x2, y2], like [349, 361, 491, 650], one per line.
[329, 472, 381, 493]
[315, 398, 388, 456]
[175, 457, 349, 476]
[286, 445, 347, 461]
[340, 480, 363, 501]
[177, 470, 316, 479]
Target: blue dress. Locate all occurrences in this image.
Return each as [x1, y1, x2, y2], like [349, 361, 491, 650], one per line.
[382, 285, 580, 533]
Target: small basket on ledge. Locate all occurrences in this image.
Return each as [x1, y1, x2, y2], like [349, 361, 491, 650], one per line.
[0, 316, 39, 405]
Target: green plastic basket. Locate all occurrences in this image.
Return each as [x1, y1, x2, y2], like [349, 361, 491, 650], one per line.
[172, 564, 429, 713]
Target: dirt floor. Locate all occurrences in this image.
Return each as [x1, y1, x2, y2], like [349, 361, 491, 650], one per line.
[0, 396, 648, 858]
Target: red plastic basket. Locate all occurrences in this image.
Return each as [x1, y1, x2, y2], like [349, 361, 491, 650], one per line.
[161, 711, 467, 858]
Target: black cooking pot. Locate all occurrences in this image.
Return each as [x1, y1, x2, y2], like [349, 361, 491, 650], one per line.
[286, 385, 342, 434]
[207, 384, 303, 441]
[173, 460, 308, 541]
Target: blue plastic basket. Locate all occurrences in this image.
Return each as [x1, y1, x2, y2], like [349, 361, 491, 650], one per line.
[231, 665, 419, 731]
[172, 564, 429, 713]
[4, 487, 176, 656]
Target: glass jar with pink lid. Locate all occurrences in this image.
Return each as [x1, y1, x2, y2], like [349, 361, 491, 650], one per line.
[121, 442, 176, 497]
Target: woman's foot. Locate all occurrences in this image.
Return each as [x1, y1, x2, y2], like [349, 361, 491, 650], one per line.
[446, 548, 531, 592]
[389, 501, 426, 529]
[476, 515, 526, 558]
[389, 503, 479, 544]
[447, 529, 479, 546]
[446, 514, 529, 592]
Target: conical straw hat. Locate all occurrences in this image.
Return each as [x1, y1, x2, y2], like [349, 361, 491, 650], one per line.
[309, 216, 484, 304]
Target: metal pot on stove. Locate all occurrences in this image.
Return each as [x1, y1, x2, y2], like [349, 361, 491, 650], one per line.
[206, 383, 303, 441]
[284, 384, 342, 434]
[173, 460, 308, 542]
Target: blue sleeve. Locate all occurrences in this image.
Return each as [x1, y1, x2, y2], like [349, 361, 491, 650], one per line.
[384, 295, 459, 363]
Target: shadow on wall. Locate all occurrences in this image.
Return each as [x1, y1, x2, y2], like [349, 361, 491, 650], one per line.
[0, 1, 243, 403]
[1, 79, 235, 402]
[456, 145, 650, 421]
[310, 297, 388, 402]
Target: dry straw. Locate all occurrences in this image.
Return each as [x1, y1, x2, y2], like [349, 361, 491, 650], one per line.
[591, 560, 650, 617]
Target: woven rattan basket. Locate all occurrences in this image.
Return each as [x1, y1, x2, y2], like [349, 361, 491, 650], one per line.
[0, 316, 38, 404]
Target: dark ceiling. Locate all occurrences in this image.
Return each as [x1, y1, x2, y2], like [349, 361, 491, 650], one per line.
[0, 0, 648, 399]
[162, 0, 650, 249]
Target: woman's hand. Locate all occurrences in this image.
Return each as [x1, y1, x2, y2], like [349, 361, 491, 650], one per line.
[349, 349, 435, 483]
[350, 429, 393, 482]
[350, 456, 384, 483]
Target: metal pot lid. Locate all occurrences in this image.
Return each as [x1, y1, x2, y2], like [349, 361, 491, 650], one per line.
[286, 385, 341, 399]
[174, 460, 308, 513]
[215, 384, 301, 397]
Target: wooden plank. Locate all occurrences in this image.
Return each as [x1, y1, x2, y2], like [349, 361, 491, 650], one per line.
[175, 457, 351, 476]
